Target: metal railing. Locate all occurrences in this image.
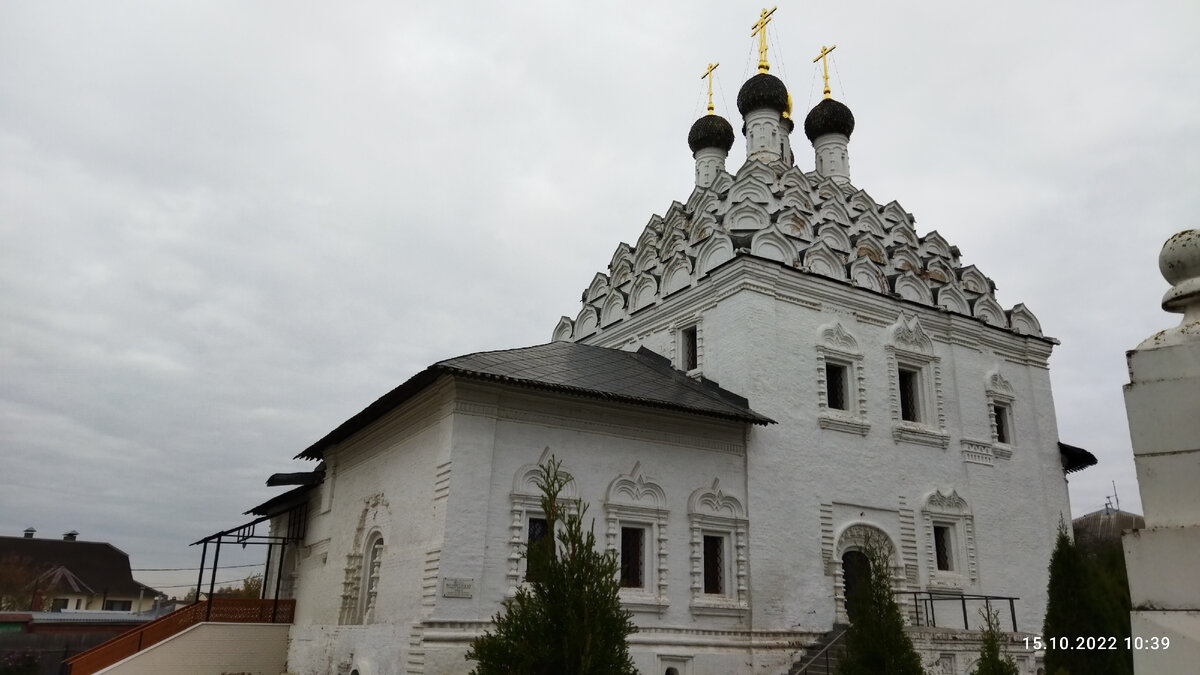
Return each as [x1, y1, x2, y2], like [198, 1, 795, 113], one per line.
[899, 591, 1019, 632]
[792, 626, 848, 675]
[62, 598, 295, 675]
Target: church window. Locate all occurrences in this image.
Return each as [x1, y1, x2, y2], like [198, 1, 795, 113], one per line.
[898, 367, 921, 422]
[933, 525, 954, 571]
[703, 534, 726, 594]
[992, 403, 1010, 444]
[360, 533, 383, 622]
[527, 516, 548, 545]
[525, 516, 549, 583]
[680, 325, 698, 371]
[620, 526, 646, 588]
[825, 362, 848, 410]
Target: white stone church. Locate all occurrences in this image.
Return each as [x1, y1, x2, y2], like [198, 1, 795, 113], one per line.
[249, 29, 1097, 675]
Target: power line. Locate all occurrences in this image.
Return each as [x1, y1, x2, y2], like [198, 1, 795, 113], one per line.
[132, 563, 262, 572]
[150, 578, 254, 590]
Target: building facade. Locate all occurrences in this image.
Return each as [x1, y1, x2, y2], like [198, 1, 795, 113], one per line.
[260, 34, 1094, 675]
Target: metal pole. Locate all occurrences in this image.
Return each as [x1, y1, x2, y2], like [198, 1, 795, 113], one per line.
[194, 542, 208, 605]
[930, 596, 937, 627]
[961, 596, 969, 629]
[1009, 598, 1017, 632]
[261, 543, 273, 601]
[207, 539, 222, 622]
[912, 593, 920, 626]
[272, 541, 286, 622]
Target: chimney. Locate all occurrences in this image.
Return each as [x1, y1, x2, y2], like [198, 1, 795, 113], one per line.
[63, 530, 79, 542]
[23, 527, 36, 538]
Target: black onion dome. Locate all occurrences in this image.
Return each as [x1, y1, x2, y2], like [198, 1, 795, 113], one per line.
[803, 97, 855, 141]
[736, 73, 789, 116]
[688, 114, 735, 153]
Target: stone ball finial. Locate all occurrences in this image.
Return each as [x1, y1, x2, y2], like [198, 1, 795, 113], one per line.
[1139, 229, 1200, 349]
[1160, 229, 1200, 314]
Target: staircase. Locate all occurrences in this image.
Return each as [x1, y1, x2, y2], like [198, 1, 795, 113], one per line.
[788, 625, 848, 675]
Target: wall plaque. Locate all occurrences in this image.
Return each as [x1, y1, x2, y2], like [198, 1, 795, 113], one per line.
[442, 577, 474, 598]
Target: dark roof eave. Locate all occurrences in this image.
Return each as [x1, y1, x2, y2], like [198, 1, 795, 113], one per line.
[1058, 441, 1098, 474]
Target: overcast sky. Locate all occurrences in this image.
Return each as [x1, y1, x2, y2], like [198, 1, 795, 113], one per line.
[2, 2, 1197, 594]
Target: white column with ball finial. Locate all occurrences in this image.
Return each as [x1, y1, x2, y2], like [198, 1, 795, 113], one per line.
[1121, 229, 1200, 673]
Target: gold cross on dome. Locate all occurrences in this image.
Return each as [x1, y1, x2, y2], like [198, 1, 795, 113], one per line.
[701, 62, 719, 114]
[813, 44, 837, 98]
[751, 7, 777, 74]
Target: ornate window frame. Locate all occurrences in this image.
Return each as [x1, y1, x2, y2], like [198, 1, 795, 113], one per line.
[886, 314, 949, 448]
[506, 450, 578, 596]
[687, 479, 748, 616]
[816, 322, 869, 435]
[604, 463, 669, 612]
[985, 369, 1016, 461]
[359, 531, 384, 624]
[922, 489, 977, 590]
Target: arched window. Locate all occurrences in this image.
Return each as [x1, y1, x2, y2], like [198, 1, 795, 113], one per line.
[360, 533, 383, 623]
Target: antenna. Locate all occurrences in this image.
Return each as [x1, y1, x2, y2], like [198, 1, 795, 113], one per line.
[1112, 480, 1120, 512]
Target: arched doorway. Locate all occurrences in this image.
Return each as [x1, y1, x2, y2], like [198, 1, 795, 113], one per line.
[841, 549, 870, 622]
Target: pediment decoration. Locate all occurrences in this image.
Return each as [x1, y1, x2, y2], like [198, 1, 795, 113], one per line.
[696, 233, 735, 276]
[551, 316, 574, 342]
[815, 222, 852, 252]
[776, 166, 813, 194]
[924, 488, 970, 514]
[820, 322, 860, 354]
[816, 200, 852, 228]
[1007, 303, 1043, 336]
[887, 245, 922, 275]
[918, 231, 952, 259]
[850, 212, 886, 238]
[686, 185, 721, 215]
[777, 189, 816, 215]
[750, 223, 797, 265]
[689, 212, 718, 245]
[985, 369, 1014, 396]
[957, 265, 990, 294]
[881, 200, 911, 226]
[733, 161, 776, 189]
[661, 252, 694, 295]
[891, 270, 933, 305]
[574, 304, 599, 337]
[610, 259, 633, 288]
[802, 241, 847, 280]
[629, 274, 659, 311]
[815, 176, 847, 202]
[585, 273, 610, 302]
[663, 201, 687, 229]
[725, 200, 770, 232]
[709, 171, 734, 194]
[688, 478, 744, 518]
[728, 175, 773, 207]
[889, 313, 934, 354]
[847, 189, 878, 214]
[972, 294, 1008, 328]
[512, 447, 578, 499]
[932, 282, 970, 315]
[774, 206, 813, 240]
[600, 290, 627, 326]
[633, 245, 659, 275]
[606, 462, 667, 510]
[644, 214, 665, 235]
[635, 225, 661, 253]
[851, 233, 886, 264]
[849, 256, 886, 293]
[659, 228, 688, 259]
[608, 243, 633, 274]
[924, 258, 953, 284]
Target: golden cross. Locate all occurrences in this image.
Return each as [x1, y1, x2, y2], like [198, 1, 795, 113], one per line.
[812, 44, 837, 98]
[750, 7, 777, 74]
[701, 62, 719, 114]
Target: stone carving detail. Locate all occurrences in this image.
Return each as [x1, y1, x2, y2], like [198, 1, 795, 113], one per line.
[507, 449, 577, 595]
[552, 159, 1038, 343]
[820, 322, 860, 353]
[687, 479, 748, 615]
[922, 489, 978, 586]
[890, 313, 934, 354]
[605, 463, 670, 606]
[986, 369, 1014, 396]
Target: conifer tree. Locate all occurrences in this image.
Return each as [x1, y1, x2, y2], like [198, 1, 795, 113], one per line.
[969, 608, 1019, 675]
[835, 533, 924, 675]
[466, 456, 638, 675]
[1042, 519, 1129, 675]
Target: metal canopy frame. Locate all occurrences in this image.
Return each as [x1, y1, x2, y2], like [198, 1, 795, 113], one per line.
[189, 501, 307, 622]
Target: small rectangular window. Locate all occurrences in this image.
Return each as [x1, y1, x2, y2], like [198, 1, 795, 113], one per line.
[703, 535, 725, 594]
[103, 600, 132, 612]
[899, 368, 920, 422]
[934, 525, 954, 571]
[526, 516, 549, 583]
[51, 598, 69, 612]
[993, 404, 1010, 444]
[826, 362, 848, 410]
[620, 527, 645, 588]
[681, 326, 698, 371]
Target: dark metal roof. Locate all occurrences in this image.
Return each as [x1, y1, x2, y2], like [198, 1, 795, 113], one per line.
[0, 536, 156, 599]
[246, 484, 317, 517]
[1058, 441, 1098, 474]
[1073, 507, 1144, 543]
[688, 114, 735, 153]
[804, 97, 855, 141]
[297, 342, 773, 461]
[736, 72, 789, 115]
